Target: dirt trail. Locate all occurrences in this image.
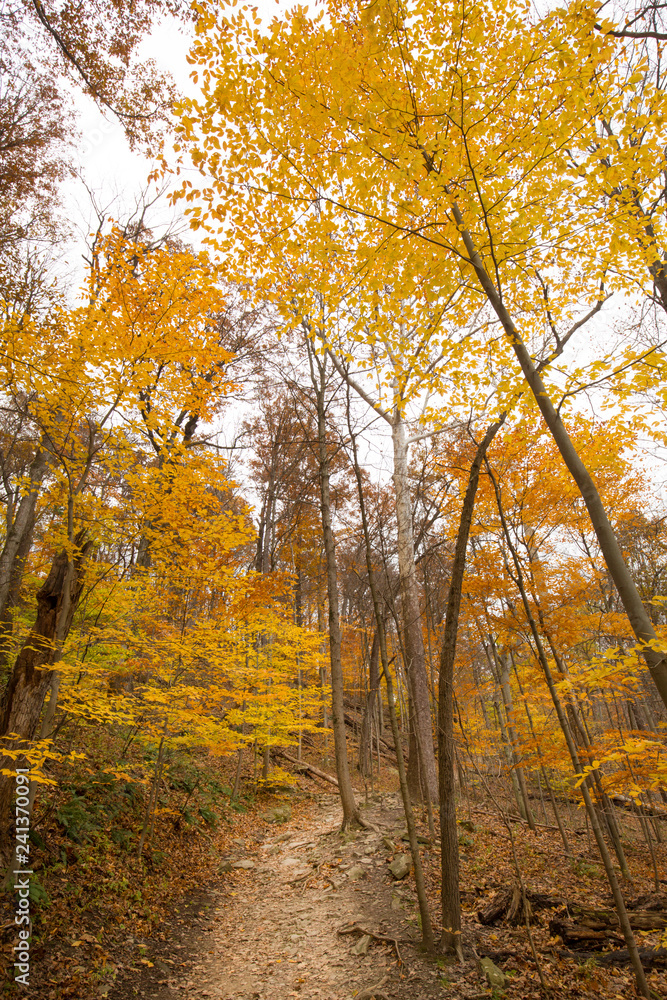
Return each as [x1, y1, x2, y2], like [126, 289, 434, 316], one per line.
[130, 792, 483, 1000]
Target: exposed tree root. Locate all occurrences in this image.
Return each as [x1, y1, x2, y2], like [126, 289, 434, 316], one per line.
[337, 921, 416, 966]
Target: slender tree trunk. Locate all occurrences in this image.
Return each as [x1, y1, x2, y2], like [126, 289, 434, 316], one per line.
[232, 746, 244, 800]
[0, 446, 50, 624]
[453, 202, 667, 713]
[438, 419, 501, 953]
[384, 667, 435, 951]
[0, 510, 37, 671]
[391, 408, 438, 802]
[492, 689, 529, 821]
[138, 729, 166, 856]
[534, 646, 648, 995]
[359, 628, 380, 777]
[308, 343, 358, 827]
[510, 651, 572, 854]
[484, 457, 649, 997]
[346, 401, 434, 950]
[490, 643, 535, 829]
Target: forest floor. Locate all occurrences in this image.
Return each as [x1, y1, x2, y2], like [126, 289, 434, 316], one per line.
[2, 735, 667, 999]
[105, 791, 477, 1000]
[102, 786, 667, 1000]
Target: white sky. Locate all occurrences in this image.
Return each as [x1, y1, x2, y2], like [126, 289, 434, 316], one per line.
[67, 16, 196, 250]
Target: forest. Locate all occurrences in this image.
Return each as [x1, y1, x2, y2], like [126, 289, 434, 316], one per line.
[1, 1, 667, 998]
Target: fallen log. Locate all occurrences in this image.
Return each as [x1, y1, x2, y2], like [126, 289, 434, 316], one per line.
[550, 908, 667, 948]
[479, 886, 667, 936]
[275, 750, 339, 787]
[526, 790, 667, 820]
[478, 886, 562, 925]
[478, 948, 520, 962]
[625, 892, 667, 911]
[550, 917, 623, 948]
[478, 887, 513, 925]
[568, 906, 667, 932]
[561, 947, 667, 968]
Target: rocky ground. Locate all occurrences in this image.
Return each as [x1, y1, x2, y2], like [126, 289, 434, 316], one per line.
[106, 792, 491, 1000]
[101, 785, 667, 1000]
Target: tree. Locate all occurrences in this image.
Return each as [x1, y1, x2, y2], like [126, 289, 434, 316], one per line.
[0, 230, 235, 854]
[4, 1, 193, 148]
[326, 348, 441, 804]
[305, 335, 359, 828]
[174, 0, 667, 717]
[0, 47, 68, 255]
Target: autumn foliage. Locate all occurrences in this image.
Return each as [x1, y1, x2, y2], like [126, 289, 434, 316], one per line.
[1, 1, 667, 997]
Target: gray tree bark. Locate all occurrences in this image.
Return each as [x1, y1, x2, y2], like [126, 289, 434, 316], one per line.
[346, 402, 434, 950]
[0, 445, 50, 637]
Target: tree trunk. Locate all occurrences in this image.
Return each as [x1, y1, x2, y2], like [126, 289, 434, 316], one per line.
[384, 666, 435, 951]
[510, 651, 571, 854]
[346, 398, 434, 949]
[309, 344, 358, 828]
[0, 508, 37, 671]
[0, 530, 91, 854]
[391, 408, 438, 802]
[359, 628, 380, 777]
[0, 446, 50, 640]
[484, 456, 650, 997]
[453, 202, 667, 713]
[438, 419, 501, 953]
[490, 642, 536, 830]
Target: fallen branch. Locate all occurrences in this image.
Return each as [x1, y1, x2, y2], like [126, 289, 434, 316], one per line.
[356, 976, 390, 1000]
[286, 867, 316, 887]
[550, 907, 667, 947]
[344, 713, 399, 758]
[469, 805, 582, 835]
[275, 752, 382, 830]
[275, 750, 339, 787]
[551, 918, 623, 948]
